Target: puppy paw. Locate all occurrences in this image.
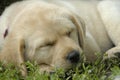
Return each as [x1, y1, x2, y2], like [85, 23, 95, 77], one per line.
[104, 47, 120, 59]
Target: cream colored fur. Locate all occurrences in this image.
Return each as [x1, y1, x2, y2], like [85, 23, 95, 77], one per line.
[0, 0, 120, 76]
[98, 1, 120, 58]
[0, 0, 84, 76]
[70, 1, 120, 60]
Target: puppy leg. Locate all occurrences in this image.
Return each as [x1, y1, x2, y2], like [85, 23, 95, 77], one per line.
[104, 46, 120, 59]
[98, 1, 120, 59]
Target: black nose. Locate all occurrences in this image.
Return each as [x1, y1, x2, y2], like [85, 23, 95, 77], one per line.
[66, 50, 80, 64]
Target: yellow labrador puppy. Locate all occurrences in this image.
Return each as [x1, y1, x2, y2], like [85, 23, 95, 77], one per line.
[0, 0, 120, 77]
[0, 0, 85, 76]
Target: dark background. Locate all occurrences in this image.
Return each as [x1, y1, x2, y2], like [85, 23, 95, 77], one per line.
[0, 0, 21, 15]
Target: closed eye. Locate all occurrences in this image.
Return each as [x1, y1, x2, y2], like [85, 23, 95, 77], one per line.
[67, 31, 71, 37]
[66, 28, 74, 37]
[66, 30, 73, 37]
[38, 41, 56, 49]
[36, 42, 55, 50]
[44, 42, 55, 47]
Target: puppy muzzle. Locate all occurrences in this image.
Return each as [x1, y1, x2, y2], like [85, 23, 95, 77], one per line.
[66, 50, 80, 64]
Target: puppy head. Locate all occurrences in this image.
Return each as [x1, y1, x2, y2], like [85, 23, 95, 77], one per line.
[0, 1, 85, 74]
[23, 3, 85, 72]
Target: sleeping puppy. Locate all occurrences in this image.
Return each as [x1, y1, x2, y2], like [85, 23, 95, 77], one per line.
[0, 0, 120, 77]
[0, 0, 85, 76]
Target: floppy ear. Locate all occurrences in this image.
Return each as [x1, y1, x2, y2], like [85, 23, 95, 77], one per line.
[71, 15, 86, 49]
[0, 34, 27, 76]
[55, 1, 86, 49]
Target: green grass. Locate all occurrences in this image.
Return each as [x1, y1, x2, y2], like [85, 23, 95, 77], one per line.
[0, 55, 120, 80]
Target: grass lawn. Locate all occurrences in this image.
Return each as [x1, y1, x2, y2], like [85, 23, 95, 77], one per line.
[0, 54, 120, 80]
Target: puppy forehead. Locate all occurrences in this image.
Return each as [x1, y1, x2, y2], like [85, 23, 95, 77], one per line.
[31, 3, 76, 34]
[42, 11, 76, 35]
[34, 8, 76, 35]
[16, 2, 76, 38]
